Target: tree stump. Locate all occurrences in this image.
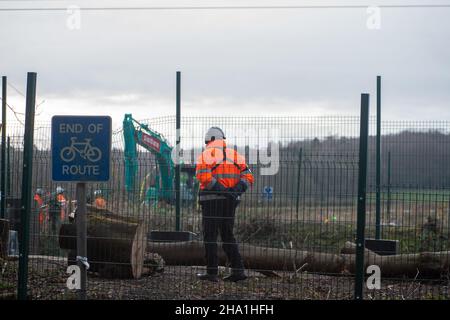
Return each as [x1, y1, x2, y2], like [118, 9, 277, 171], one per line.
[59, 206, 147, 279]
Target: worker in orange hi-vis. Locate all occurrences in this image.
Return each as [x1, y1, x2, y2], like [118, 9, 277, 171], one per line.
[48, 186, 66, 234]
[94, 189, 107, 209]
[195, 127, 254, 283]
[56, 186, 67, 221]
[33, 188, 46, 228]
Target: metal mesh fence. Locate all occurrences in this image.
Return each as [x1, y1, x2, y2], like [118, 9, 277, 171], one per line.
[1, 116, 449, 300]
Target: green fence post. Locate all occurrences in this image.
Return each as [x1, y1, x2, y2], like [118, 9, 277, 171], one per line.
[355, 93, 369, 300]
[175, 71, 181, 231]
[7, 136, 11, 199]
[1, 76, 6, 219]
[18, 72, 37, 300]
[387, 151, 391, 223]
[295, 148, 303, 216]
[375, 75, 381, 239]
[76, 182, 87, 300]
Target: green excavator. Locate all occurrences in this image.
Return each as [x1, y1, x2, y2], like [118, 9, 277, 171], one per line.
[122, 114, 197, 206]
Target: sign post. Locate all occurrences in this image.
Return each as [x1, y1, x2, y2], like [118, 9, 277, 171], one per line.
[76, 182, 87, 299]
[1, 76, 6, 219]
[51, 115, 111, 300]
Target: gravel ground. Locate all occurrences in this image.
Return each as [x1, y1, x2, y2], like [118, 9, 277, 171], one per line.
[1, 257, 449, 300]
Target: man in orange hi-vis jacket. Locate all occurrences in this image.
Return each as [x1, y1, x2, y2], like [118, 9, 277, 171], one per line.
[33, 188, 46, 227]
[49, 186, 67, 234]
[94, 189, 107, 209]
[195, 127, 254, 282]
[56, 187, 67, 220]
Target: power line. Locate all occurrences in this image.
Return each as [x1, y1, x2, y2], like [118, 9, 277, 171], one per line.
[1, 4, 450, 11]
[7, 82, 46, 111]
[0, 97, 26, 125]
[0, 0, 449, 1]
[7, 82, 26, 98]
[1, 0, 450, 3]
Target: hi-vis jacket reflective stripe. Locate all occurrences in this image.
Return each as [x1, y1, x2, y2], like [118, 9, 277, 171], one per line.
[34, 194, 43, 207]
[95, 197, 107, 209]
[196, 139, 254, 201]
[57, 194, 66, 220]
[34, 194, 45, 224]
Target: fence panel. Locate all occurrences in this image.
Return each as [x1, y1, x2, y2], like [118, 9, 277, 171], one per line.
[1, 117, 449, 300]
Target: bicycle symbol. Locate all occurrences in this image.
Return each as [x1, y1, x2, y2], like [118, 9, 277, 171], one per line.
[60, 137, 102, 162]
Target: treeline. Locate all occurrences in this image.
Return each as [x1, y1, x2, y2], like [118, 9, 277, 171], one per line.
[3, 130, 449, 206]
[249, 130, 450, 205]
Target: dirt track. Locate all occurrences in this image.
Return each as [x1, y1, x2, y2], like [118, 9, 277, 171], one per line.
[1, 257, 449, 300]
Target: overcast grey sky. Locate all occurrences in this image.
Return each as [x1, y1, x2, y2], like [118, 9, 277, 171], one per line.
[1, 0, 449, 128]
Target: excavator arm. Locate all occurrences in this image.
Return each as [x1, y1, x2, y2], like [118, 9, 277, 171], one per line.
[123, 114, 175, 203]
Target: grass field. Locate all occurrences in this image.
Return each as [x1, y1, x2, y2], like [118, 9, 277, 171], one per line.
[367, 189, 450, 202]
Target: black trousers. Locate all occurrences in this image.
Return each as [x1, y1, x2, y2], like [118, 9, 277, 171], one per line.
[201, 198, 244, 275]
[49, 210, 60, 235]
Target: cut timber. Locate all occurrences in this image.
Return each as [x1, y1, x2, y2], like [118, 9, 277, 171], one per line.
[341, 241, 379, 261]
[59, 205, 147, 279]
[146, 241, 344, 274]
[257, 270, 281, 277]
[146, 240, 450, 279]
[340, 241, 360, 255]
[0, 219, 9, 258]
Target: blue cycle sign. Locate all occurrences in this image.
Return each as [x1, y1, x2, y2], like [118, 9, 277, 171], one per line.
[52, 116, 111, 182]
[262, 186, 273, 200]
[61, 137, 102, 162]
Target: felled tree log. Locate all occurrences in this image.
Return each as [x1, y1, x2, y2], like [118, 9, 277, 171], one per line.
[146, 241, 345, 274]
[146, 240, 450, 279]
[340, 241, 363, 255]
[59, 206, 147, 279]
[0, 219, 9, 258]
[340, 241, 379, 265]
